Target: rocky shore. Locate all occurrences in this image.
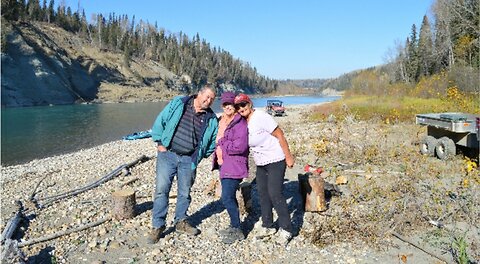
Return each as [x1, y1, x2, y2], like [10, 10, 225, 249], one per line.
[1, 104, 478, 263]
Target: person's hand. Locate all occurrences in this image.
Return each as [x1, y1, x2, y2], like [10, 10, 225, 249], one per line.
[286, 154, 294, 168]
[157, 145, 167, 152]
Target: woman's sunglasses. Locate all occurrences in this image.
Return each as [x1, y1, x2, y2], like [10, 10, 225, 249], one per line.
[222, 102, 234, 107]
[234, 102, 249, 109]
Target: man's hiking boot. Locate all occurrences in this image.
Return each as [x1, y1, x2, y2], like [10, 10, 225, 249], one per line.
[221, 227, 244, 244]
[147, 226, 166, 244]
[175, 219, 200, 236]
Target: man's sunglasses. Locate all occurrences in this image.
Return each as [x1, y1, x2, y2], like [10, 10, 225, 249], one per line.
[234, 102, 249, 109]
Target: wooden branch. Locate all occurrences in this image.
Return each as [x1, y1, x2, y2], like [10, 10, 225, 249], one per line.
[29, 175, 48, 201]
[38, 155, 150, 207]
[18, 217, 112, 248]
[391, 231, 450, 264]
[343, 169, 405, 176]
[119, 177, 139, 188]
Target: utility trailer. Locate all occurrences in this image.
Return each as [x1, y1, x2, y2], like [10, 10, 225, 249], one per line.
[416, 113, 480, 160]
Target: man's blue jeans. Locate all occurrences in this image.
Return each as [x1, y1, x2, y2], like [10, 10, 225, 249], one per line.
[152, 151, 196, 228]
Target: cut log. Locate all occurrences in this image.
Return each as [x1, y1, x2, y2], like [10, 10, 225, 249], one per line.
[298, 173, 327, 212]
[205, 179, 252, 215]
[237, 182, 252, 215]
[112, 188, 136, 220]
[1, 239, 26, 264]
[215, 180, 223, 200]
[203, 178, 222, 199]
[1, 201, 24, 244]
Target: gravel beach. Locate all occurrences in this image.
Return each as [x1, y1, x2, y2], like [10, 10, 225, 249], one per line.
[1, 103, 478, 263]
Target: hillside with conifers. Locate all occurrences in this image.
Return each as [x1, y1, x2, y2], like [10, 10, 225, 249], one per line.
[311, 0, 479, 121]
[1, 0, 280, 107]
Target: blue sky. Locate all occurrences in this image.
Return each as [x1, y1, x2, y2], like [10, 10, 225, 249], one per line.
[61, 0, 434, 80]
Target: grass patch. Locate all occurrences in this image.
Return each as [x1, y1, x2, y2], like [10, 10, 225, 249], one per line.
[311, 95, 480, 123]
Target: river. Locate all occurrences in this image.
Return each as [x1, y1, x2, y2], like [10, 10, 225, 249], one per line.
[1, 95, 340, 166]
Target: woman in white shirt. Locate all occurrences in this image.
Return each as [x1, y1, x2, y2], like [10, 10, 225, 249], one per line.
[234, 93, 294, 246]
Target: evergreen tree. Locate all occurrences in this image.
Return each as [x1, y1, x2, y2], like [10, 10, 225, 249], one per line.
[1, 0, 20, 20]
[47, 0, 54, 23]
[418, 15, 434, 76]
[41, 0, 47, 22]
[405, 24, 419, 82]
[27, 0, 41, 20]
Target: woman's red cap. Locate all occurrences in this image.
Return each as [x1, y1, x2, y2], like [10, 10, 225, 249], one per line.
[234, 93, 252, 104]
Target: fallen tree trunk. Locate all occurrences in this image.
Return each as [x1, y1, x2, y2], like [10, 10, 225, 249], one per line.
[18, 217, 112, 248]
[1, 239, 26, 264]
[1, 201, 24, 245]
[36, 155, 150, 208]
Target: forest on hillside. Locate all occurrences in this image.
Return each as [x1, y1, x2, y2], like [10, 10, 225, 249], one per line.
[1, 0, 278, 93]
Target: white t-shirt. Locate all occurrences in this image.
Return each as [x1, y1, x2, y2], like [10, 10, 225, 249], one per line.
[248, 110, 285, 166]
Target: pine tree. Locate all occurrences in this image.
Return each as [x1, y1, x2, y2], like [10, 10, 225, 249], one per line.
[47, 0, 54, 23]
[27, 0, 41, 21]
[406, 24, 419, 82]
[418, 15, 434, 76]
[1, 0, 20, 20]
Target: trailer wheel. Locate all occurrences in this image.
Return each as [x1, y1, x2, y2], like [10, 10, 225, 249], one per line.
[435, 137, 456, 160]
[420, 136, 437, 156]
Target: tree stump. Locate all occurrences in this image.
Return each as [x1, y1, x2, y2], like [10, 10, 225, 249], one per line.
[203, 178, 222, 199]
[298, 173, 327, 212]
[237, 182, 252, 215]
[112, 188, 136, 220]
[205, 179, 252, 215]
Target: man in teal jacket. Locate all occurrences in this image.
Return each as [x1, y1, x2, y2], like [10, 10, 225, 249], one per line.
[148, 85, 219, 244]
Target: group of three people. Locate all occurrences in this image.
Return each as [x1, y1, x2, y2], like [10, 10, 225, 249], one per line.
[148, 85, 294, 245]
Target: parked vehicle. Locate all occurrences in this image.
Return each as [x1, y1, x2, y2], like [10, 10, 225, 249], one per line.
[416, 112, 479, 160]
[266, 100, 286, 116]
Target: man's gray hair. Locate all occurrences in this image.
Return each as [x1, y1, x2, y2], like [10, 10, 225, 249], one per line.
[199, 84, 216, 95]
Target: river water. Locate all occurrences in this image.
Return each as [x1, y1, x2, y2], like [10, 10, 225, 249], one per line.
[1, 95, 340, 166]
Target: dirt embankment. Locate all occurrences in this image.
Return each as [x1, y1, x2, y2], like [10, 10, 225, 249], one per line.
[1, 21, 182, 107]
[1, 104, 479, 263]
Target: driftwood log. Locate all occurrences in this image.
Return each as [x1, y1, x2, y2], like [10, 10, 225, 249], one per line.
[1, 239, 26, 264]
[298, 173, 327, 212]
[35, 155, 150, 208]
[112, 189, 136, 220]
[0, 201, 24, 245]
[18, 217, 111, 247]
[204, 179, 252, 215]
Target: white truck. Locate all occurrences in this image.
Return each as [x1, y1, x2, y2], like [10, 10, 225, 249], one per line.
[416, 113, 480, 160]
